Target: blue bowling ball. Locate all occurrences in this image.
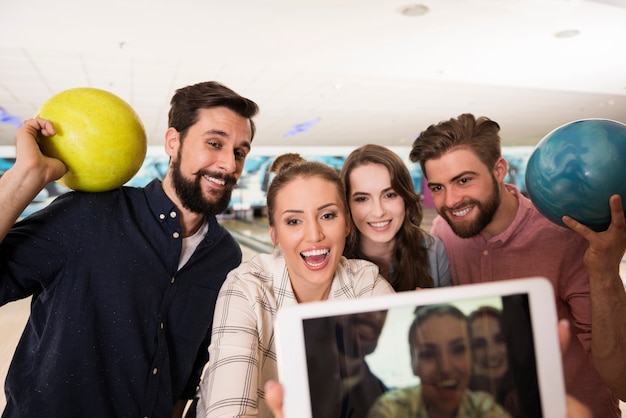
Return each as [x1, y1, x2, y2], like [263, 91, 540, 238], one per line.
[525, 118, 626, 232]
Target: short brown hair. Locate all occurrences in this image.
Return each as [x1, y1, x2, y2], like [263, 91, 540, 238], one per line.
[168, 81, 259, 141]
[410, 113, 502, 178]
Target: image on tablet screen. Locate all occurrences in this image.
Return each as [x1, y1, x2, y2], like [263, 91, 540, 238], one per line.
[302, 293, 539, 418]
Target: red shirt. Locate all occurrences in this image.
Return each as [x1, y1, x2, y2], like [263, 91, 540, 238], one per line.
[431, 184, 620, 418]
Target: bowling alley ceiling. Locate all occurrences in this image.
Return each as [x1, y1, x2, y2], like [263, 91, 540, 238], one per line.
[1, 0, 625, 152]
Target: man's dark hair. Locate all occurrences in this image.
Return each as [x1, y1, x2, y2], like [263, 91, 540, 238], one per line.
[168, 81, 259, 140]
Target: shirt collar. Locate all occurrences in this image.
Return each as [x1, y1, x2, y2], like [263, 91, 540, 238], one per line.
[144, 178, 180, 223]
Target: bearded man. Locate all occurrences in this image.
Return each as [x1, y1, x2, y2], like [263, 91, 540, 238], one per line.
[409, 113, 626, 418]
[0, 81, 258, 418]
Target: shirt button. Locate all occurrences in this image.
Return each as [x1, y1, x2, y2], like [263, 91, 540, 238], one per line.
[483, 250, 489, 256]
[159, 213, 165, 220]
[173, 232, 180, 239]
[153, 368, 158, 375]
[171, 277, 176, 284]
[170, 211, 177, 218]
[160, 322, 164, 329]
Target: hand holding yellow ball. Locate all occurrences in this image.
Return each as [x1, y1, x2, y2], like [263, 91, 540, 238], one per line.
[35, 87, 147, 192]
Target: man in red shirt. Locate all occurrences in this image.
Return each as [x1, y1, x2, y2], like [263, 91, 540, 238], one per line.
[409, 113, 626, 418]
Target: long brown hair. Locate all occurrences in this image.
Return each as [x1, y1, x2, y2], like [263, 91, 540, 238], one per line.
[340, 144, 434, 291]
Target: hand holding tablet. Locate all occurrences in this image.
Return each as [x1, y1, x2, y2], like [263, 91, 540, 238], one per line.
[275, 277, 567, 418]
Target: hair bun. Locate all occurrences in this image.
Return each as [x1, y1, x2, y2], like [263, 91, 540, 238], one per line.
[269, 153, 306, 176]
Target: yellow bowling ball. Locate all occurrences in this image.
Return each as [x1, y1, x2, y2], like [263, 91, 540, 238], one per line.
[35, 87, 147, 192]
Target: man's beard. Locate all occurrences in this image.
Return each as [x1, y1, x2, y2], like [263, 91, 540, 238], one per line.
[171, 154, 236, 217]
[440, 176, 500, 238]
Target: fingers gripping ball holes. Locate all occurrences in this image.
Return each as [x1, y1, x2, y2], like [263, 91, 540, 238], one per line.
[35, 87, 148, 192]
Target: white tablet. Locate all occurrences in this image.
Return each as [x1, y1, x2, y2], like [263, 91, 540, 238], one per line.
[275, 277, 565, 418]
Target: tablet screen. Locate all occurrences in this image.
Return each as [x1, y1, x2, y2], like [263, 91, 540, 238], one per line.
[301, 293, 540, 418]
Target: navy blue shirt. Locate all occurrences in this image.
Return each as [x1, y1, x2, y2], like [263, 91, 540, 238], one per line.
[0, 179, 242, 418]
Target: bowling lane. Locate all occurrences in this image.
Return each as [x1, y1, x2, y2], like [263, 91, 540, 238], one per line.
[219, 217, 273, 260]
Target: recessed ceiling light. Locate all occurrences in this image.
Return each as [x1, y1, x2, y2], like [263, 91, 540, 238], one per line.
[554, 29, 580, 39]
[400, 4, 429, 17]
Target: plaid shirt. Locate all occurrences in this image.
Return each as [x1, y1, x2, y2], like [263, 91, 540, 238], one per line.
[196, 252, 394, 417]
